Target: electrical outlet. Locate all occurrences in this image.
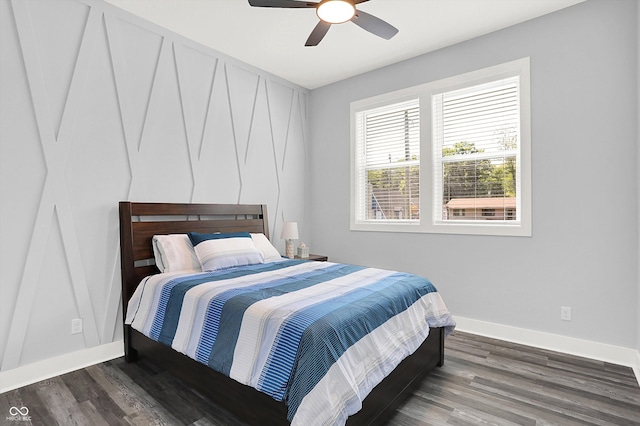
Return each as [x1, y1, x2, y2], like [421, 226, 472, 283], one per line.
[71, 318, 83, 334]
[560, 307, 571, 321]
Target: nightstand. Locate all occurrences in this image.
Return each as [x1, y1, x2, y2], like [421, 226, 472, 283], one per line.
[295, 254, 328, 262]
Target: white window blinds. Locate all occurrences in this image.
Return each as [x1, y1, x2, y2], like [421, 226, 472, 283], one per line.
[354, 99, 420, 222]
[433, 76, 521, 223]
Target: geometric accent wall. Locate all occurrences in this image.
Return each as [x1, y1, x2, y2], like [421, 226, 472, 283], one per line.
[0, 0, 308, 372]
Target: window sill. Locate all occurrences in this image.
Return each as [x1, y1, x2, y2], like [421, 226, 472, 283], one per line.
[350, 220, 531, 237]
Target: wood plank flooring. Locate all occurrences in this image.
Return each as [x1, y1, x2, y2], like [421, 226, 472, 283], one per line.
[1, 331, 638, 425]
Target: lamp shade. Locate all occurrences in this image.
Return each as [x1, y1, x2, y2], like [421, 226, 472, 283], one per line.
[280, 222, 299, 240]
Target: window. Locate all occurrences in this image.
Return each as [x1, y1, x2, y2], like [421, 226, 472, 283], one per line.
[433, 76, 521, 226]
[351, 58, 531, 236]
[353, 99, 420, 224]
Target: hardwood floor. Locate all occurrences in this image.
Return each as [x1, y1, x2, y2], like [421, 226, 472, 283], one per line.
[391, 332, 640, 426]
[1, 331, 638, 425]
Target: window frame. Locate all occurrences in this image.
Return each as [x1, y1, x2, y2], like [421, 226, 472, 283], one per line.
[350, 58, 531, 237]
[352, 94, 422, 228]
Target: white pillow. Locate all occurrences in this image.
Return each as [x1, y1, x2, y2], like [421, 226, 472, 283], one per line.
[152, 234, 201, 273]
[188, 231, 264, 271]
[250, 233, 283, 263]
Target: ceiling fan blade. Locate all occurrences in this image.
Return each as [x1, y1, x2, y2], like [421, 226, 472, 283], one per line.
[351, 9, 398, 40]
[355, 0, 370, 3]
[248, 0, 317, 8]
[305, 21, 331, 46]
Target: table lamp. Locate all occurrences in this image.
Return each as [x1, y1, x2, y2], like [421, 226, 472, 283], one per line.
[280, 222, 298, 259]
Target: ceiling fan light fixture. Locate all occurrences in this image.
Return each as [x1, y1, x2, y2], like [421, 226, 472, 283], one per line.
[316, 0, 355, 24]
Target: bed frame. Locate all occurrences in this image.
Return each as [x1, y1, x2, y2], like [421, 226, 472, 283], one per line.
[119, 201, 444, 425]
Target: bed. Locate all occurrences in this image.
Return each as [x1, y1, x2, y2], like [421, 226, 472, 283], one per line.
[119, 201, 455, 425]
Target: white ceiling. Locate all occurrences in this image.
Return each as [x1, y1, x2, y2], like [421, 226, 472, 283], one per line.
[103, 0, 585, 89]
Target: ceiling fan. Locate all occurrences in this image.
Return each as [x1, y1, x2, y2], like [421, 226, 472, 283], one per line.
[248, 0, 399, 46]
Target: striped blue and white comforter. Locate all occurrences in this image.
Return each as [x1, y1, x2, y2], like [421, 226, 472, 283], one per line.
[125, 259, 455, 425]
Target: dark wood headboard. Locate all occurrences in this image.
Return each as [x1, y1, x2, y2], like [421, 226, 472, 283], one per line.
[119, 202, 269, 318]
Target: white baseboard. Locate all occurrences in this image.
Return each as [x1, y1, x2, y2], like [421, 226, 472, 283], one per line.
[453, 316, 640, 387]
[634, 351, 640, 388]
[0, 341, 124, 394]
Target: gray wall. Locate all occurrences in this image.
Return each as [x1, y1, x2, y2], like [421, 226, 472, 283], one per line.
[0, 0, 309, 372]
[309, 0, 639, 349]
